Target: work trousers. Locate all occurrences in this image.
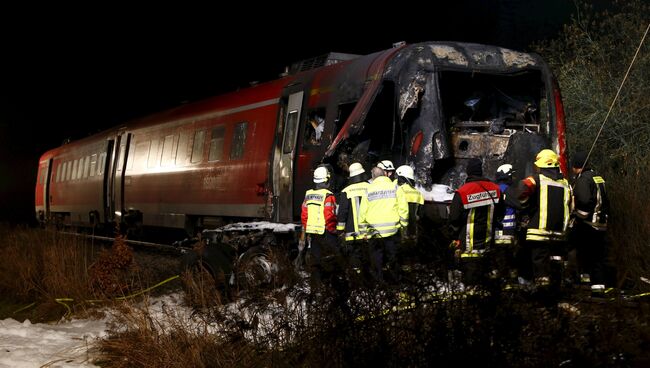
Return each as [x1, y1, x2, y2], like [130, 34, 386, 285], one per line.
[308, 232, 339, 284]
[573, 222, 607, 285]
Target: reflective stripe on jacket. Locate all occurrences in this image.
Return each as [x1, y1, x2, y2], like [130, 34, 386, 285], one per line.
[360, 176, 405, 238]
[397, 183, 424, 236]
[574, 170, 608, 231]
[449, 178, 501, 254]
[301, 189, 337, 235]
[524, 173, 571, 242]
[337, 181, 369, 241]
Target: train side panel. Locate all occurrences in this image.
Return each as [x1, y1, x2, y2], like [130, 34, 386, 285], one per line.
[42, 130, 117, 226]
[122, 102, 279, 228]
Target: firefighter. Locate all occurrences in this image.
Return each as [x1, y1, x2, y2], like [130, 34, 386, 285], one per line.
[337, 162, 369, 242]
[448, 158, 501, 285]
[505, 149, 571, 286]
[494, 164, 518, 281]
[300, 166, 338, 283]
[360, 166, 407, 281]
[570, 150, 609, 292]
[336, 162, 370, 281]
[395, 165, 424, 239]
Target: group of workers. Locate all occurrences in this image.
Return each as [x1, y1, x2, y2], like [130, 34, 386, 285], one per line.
[300, 160, 423, 283]
[300, 148, 610, 293]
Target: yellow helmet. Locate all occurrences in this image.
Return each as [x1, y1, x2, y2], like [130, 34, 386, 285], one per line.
[534, 149, 559, 168]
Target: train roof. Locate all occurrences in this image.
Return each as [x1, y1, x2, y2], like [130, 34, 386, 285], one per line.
[40, 41, 547, 162]
[400, 41, 544, 70]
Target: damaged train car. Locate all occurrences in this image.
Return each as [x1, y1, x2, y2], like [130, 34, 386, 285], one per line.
[34, 41, 567, 247]
[285, 41, 567, 225]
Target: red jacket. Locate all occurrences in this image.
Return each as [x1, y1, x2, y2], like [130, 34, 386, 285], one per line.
[301, 189, 338, 234]
[449, 177, 501, 252]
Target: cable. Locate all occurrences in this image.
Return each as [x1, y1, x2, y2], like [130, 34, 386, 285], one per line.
[578, 23, 649, 175]
[35, 275, 181, 320]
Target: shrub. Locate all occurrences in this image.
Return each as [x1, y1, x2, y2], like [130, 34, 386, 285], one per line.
[534, 0, 650, 289]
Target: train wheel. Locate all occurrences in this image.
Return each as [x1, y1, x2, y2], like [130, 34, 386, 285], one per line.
[233, 246, 278, 293]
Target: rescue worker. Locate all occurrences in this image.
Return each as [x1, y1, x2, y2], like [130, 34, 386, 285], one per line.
[336, 162, 370, 281]
[360, 166, 407, 281]
[448, 158, 501, 285]
[505, 149, 571, 286]
[377, 160, 396, 183]
[336, 162, 369, 242]
[300, 166, 338, 283]
[570, 150, 609, 292]
[395, 165, 424, 239]
[494, 164, 517, 281]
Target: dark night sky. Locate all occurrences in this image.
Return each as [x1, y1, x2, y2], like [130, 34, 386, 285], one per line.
[0, 1, 574, 224]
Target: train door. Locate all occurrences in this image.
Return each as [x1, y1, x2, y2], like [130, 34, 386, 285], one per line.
[103, 130, 131, 224]
[44, 158, 53, 218]
[36, 159, 53, 221]
[274, 91, 304, 222]
[102, 139, 115, 223]
[113, 133, 131, 223]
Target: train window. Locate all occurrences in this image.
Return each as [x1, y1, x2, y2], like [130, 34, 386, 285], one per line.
[134, 141, 150, 171]
[61, 162, 67, 182]
[176, 131, 191, 166]
[161, 134, 176, 166]
[148, 139, 161, 168]
[89, 154, 97, 177]
[98, 153, 106, 176]
[335, 101, 356, 137]
[77, 158, 84, 179]
[67, 161, 73, 181]
[303, 109, 326, 147]
[208, 126, 225, 162]
[83, 156, 90, 178]
[191, 130, 205, 164]
[283, 111, 299, 154]
[230, 122, 248, 159]
[56, 163, 62, 182]
[72, 160, 78, 180]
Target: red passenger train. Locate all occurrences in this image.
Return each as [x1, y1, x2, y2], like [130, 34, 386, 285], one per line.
[34, 41, 567, 241]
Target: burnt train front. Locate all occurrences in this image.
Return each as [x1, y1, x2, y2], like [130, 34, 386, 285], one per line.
[310, 42, 565, 225]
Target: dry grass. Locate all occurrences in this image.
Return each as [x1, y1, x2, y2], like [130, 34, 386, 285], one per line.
[0, 225, 100, 320]
[99, 258, 650, 367]
[1, 224, 649, 366]
[0, 225, 182, 321]
[605, 159, 650, 291]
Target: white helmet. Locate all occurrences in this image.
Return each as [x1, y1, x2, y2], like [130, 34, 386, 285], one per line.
[377, 160, 395, 171]
[496, 164, 514, 181]
[396, 165, 415, 180]
[496, 164, 513, 176]
[313, 166, 330, 183]
[348, 162, 365, 177]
